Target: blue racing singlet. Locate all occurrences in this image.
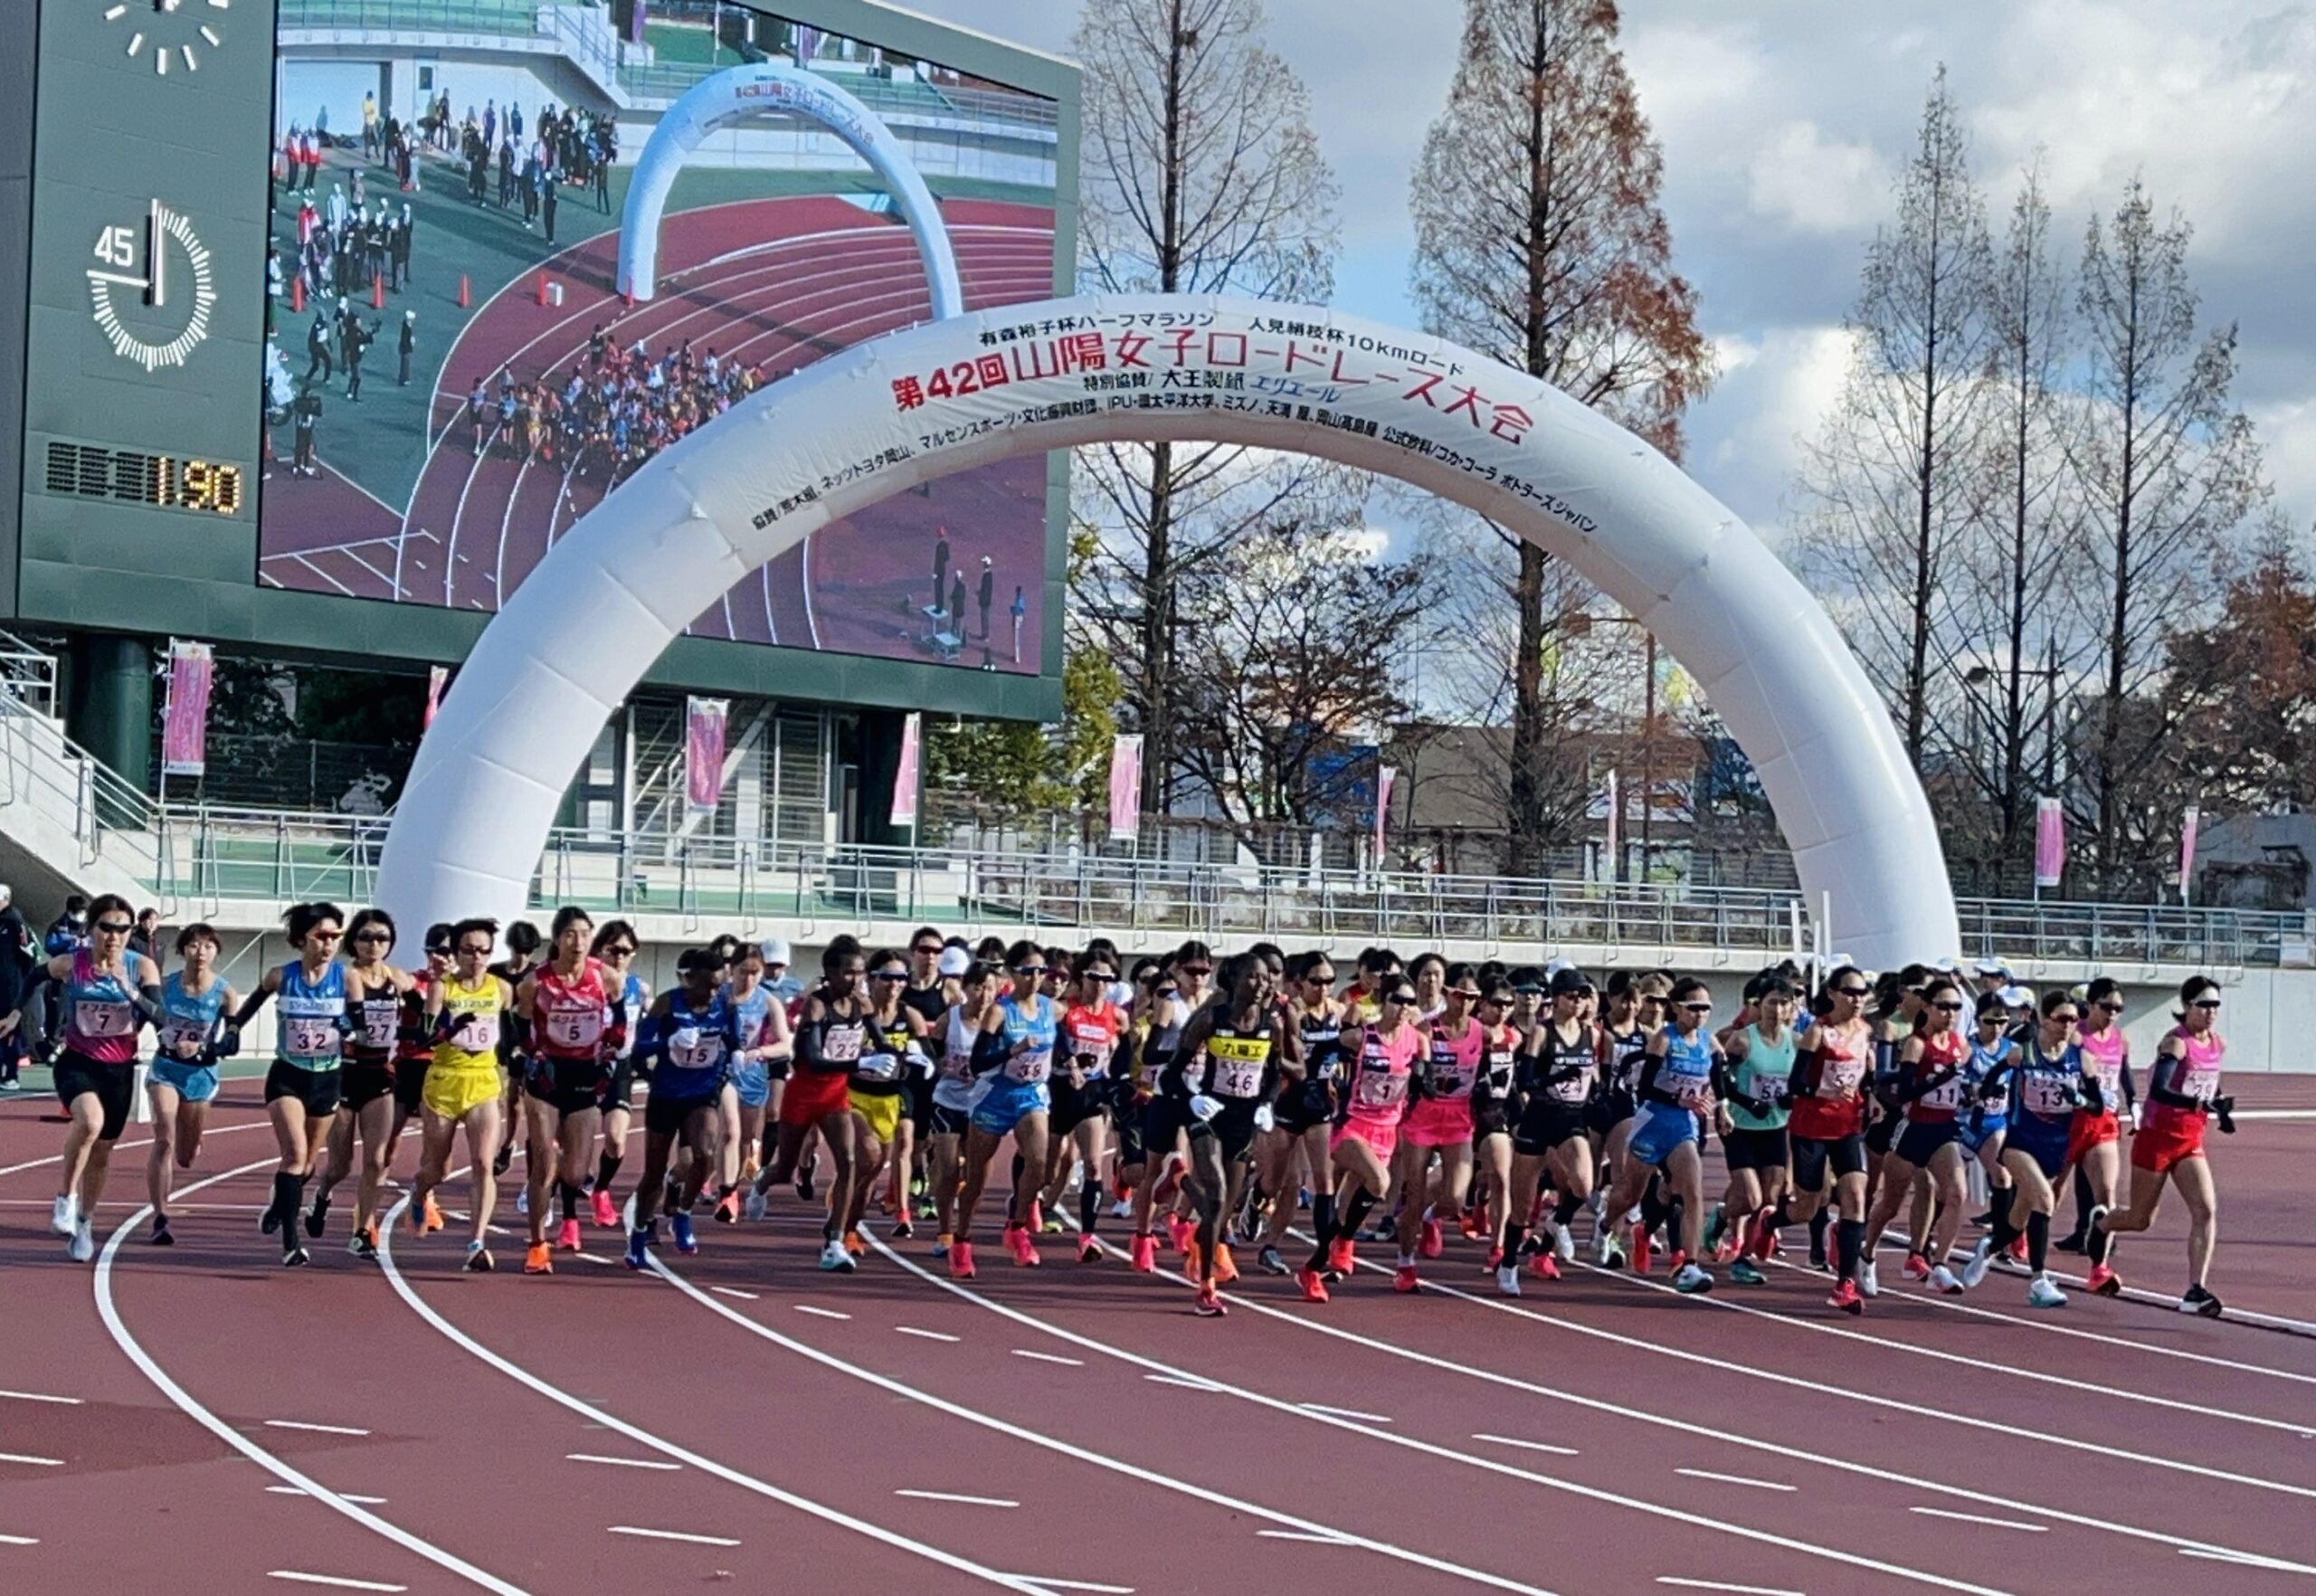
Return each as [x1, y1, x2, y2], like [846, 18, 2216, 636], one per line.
[158, 971, 228, 1060]
[1649, 1023, 1716, 1112]
[276, 961, 348, 1071]
[993, 993, 1058, 1086]
[2008, 1039, 2078, 1134]
[651, 991, 733, 1102]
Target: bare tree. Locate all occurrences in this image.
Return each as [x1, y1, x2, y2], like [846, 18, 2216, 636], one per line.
[1407, 0, 1712, 873]
[1790, 67, 1998, 768]
[2073, 177, 2265, 866]
[1070, 0, 1345, 812]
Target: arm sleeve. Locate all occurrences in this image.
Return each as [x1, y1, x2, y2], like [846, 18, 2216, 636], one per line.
[968, 1026, 1011, 1078]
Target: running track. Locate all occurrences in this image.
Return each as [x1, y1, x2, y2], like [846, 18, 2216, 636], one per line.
[5, 1082, 2315, 1593]
[261, 196, 1053, 665]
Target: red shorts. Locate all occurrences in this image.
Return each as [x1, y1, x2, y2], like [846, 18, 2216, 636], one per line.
[1401, 1097, 1475, 1150]
[2065, 1109, 2120, 1167]
[779, 1068, 851, 1127]
[1332, 1115, 1400, 1165]
[2131, 1112, 2207, 1175]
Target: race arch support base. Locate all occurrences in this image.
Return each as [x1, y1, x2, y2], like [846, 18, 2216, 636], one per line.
[376, 294, 1959, 971]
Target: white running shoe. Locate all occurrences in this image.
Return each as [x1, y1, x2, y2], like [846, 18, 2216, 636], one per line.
[1552, 1221, 1577, 1262]
[1673, 1262, 1713, 1295]
[1960, 1237, 1995, 1290]
[1930, 1263, 1964, 1296]
[51, 1194, 78, 1237]
[743, 1186, 768, 1222]
[1109, 1198, 1133, 1221]
[819, 1239, 855, 1273]
[515, 1186, 529, 1216]
[1595, 1226, 1619, 1266]
[68, 1221, 96, 1263]
[2027, 1275, 2068, 1309]
[1495, 1264, 1523, 1297]
[1859, 1259, 1880, 1297]
[1587, 1188, 1607, 1218]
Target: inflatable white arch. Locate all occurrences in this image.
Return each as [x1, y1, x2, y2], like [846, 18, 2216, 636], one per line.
[378, 294, 1958, 969]
[616, 62, 963, 318]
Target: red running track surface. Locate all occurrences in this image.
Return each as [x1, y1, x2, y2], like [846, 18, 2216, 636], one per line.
[4, 1082, 2314, 1594]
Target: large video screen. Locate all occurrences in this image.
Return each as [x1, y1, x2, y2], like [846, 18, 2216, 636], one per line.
[258, 0, 1060, 672]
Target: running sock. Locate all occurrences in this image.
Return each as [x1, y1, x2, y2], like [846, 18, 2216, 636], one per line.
[2026, 1211, 2051, 1274]
[1836, 1217, 1865, 1282]
[1989, 1199, 2021, 1252]
[1337, 1189, 1378, 1244]
[1808, 1206, 1832, 1255]
[1770, 1195, 1794, 1228]
[1078, 1181, 1100, 1236]
[594, 1148, 623, 1191]
[1312, 1192, 1335, 1243]
[557, 1180, 583, 1221]
[271, 1171, 302, 1227]
[2067, 1164, 2094, 1237]
[1501, 1217, 1527, 1260]
[2086, 1214, 2112, 1266]
[1552, 1191, 1582, 1230]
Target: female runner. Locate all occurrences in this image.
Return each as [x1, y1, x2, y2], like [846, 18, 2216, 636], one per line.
[1503, 968, 1600, 1290]
[233, 902, 351, 1267]
[1960, 988, 2079, 1308]
[1053, 952, 1125, 1261]
[1469, 976, 1522, 1285]
[1593, 970, 1667, 1249]
[1296, 978, 1419, 1305]
[11, 895, 164, 1261]
[2089, 975, 2232, 1315]
[1256, 953, 1343, 1277]
[1600, 976, 1718, 1295]
[758, 945, 874, 1272]
[953, 940, 1058, 1278]
[927, 960, 996, 1255]
[1409, 953, 1448, 1021]
[1787, 968, 1876, 1313]
[1125, 946, 1208, 1269]
[1175, 955, 1291, 1314]
[1392, 964, 1483, 1293]
[721, 943, 791, 1221]
[143, 924, 239, 1247]
[1959, 991, 2017, 1247]
[625, 947, 736, 1268]
[841, 949, 928, 1252]
[313, 907, 413, 1258]
[517, 907, 624, 1274]
[586, 920, 648, 1228]
[411, 918, 516, 1271]
[1860, 976, 1975, 1295]
[388, 924, 452, 1235]
[1713, 975, 1797, 1286]
[2068, 976, 2134, 1273]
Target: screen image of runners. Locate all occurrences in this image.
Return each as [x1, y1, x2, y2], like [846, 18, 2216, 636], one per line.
[258, 3, 1059, 673]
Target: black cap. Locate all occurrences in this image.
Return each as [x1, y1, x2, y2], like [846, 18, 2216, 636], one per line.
[1549, 968, 1596, 997]
[1509, 965, 1545, 994]
[677, 946, 721, 974]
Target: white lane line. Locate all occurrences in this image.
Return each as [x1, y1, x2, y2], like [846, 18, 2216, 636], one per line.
[96, 1157, 536, 1596]
[375, 1193, 1051, 1594]
[2178, 1546, 2316, 1572]
[0, 1534, 38, 1545]
[0, 1118, 269, 1180]
[1258, 1530, 1353, 1544]
[1473, 1434, 1580, 1458]
[793, 1304, 850, 1320]
[658, 1258, 1566, 1596]
[267, 1575, 409, 1592]
[1656, 1579, 1804, 1596]
[0, 1391, 82, 1405]
[1908, 1507, 2046, 1533]
[265, 1420, 372, 1437]
[896, 1489, 1020, 1508]
[1676, 1468, 1795, 1492]
[709, 1287, 758, 1301]
[1144, 1374, 1220, 1392]
[268, 1487, 387, 1504]
[1298, 1402, 1391, 1424]
[1017, 1580, 1135, 1593]
[566, 1454, 682, 1472]
[1011, 1349, 1084, 1367]
[0, 1453, 63, 1468]
[895, 1326, 960, 1343]
[606, 1526, 740, 1547]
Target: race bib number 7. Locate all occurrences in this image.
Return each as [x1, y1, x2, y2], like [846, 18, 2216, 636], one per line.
[73, 999, 136, 1038]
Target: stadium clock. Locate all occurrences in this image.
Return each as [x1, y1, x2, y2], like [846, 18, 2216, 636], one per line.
[85, 197, 217, 372]
[102, 0, 233, 76]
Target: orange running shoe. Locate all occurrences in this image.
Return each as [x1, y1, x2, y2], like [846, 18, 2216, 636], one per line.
[1829, 1277, 1864, 1315]
[715, 1191, 742, 1224]
[843, 1227, 867, 1258]
[523, 1241, 554, 1275]
[1529, 1251, 1561, 1281]
[1296, 1267, 1331, 1304]
[950, 1240, 977, 1279]
[1631, 1231, 1654, 1276]
[423, 1194, 445, 1233]
[1212, 1243, 1239, 1285]
[1181, 1239, 1204, 1282]
[1459, 1207, 1486, 1240]
[1419, 1219, 1445, 1259]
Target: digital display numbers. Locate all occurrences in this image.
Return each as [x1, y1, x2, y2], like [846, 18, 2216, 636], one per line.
[43, 440, 246, 518]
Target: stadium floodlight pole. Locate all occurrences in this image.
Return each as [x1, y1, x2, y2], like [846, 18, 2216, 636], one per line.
[376, 294, 1960, 972]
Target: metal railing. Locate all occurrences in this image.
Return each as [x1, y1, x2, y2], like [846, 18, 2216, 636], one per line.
[0, 630, 59, 721]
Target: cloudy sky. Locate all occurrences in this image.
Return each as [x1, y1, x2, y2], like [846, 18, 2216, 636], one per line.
[897, 0, 2316, 546]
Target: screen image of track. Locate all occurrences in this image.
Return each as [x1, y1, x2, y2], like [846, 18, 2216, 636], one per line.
[258, 1, 1060, 673]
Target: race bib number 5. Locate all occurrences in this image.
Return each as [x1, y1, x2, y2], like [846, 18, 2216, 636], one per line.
[547, 1009, 603, 1050]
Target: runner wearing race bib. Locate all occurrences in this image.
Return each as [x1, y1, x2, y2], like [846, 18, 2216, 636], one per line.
[926, 962, 997, 1256]
[951, 940, 1062, 1279]
[721, 945, 792, 1226]
[1468, 976, 1524, 1287]
[410, 917, 518, 1273]
[517, 907, 628, 1274]
[1713, 975, 1799, 1286]
[1051, 955, 1127, 1263]
[755, 940, 874, 1276]
[1960, 990, 2088, 1309]
[1603, 978, 1722, 1295]
[2093, 976, 2234, 1316]
[309, 907, 415, 1260]
[1175, 954, 1293, 1313]
[2065, 977, 2134, 1259]
[230, 902, 354, 1268]
[842, 950, 930, 1254]
[1256, 953, 1347, 1278]
[1393, 967, 1485, 1296]
[1504, 967, 1604, 1288]
[584, 921, 650, 1230]
[1860, 977, 1975, 1297]
[142, 924, 241, 1249]
[1958, 992, 2019, 1248]
[1296, 982, 1419, 1305]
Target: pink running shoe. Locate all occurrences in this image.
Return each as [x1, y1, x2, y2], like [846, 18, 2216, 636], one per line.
[950, 1240, 976, 1279]
[1393, 1265, 1420, 1294]
[589, 1189, 618, 1229]
[1903, 1252, 1932, 1282]
[2086, 1263, 2121, 1296]
[1419, 1219, 1445, 1259]
[1164, 1213, 1194, 1255]
[555, 1217, 582, 1251]
[1006, 1224, 1042, 1268]
[1130, 1233, 1157, 1272]
[1529, 1251, 1561, 1282]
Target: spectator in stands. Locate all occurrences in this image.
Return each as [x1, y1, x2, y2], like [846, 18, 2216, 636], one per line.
[128, 907, 165, 976]
[300, 128, 321, 193]
[0, 886, 36, 1089]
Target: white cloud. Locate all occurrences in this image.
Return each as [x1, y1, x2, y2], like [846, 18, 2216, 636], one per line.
[2246, 396, 2316, 533]
[1746, 121, 1891, 234]
[1688, 324, 1861, 542]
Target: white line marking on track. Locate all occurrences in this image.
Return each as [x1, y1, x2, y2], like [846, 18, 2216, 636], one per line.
[0, 1391, 81, 1405]
[98, 1158, 535, 1596]
[606, 1526, 740, 1546]
[1298, 1402, 1391, 1424]
[1011, 1349, 1084, 1366]
[269, 1487, 386, 1505]
[1908, 1507, 2046, 1533]
[1258, 1530, 1353, 1544]
[1473, 1434, 1580, 1457]
[0, 1453, 63, 1468]
[1675, 1468, 1795, 1492]
[265, 1420, 372, 1437]
[660, 1257, 1567, 1596]
[1016, 1580, 1134, 1594]
[894, 1325, 960, 1342]
[0, 1118, 267, 1179]
[375, 1192, 1051, 1593]
[1656, 1579, 1804, 1596]
[1144, 1373, 1220, 1392]
[2178, 1546, 2316, 1572]
[267, 1574, 408, 1592]
[566, 1454, 681, 1471]
[896, 1490, 1020, 1508]
[0, 1534, 38, 1545]
[1881, 1228, 2316, 1341]
[793, 1304, 850, 1320]
[708, 1287, 757, 1300]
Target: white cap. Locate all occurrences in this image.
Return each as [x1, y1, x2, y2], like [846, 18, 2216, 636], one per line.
[1998, 983, 2036, 1009]
[758, 936, 791, 967]
[0, 884, 11, 906]
[936, 945, 970, 977]
[1542, 956, 1573, 977]
[1930, 955, 1958, 974]
[1972, 956, 2012, 978]
[1826, 953, 1856, 971]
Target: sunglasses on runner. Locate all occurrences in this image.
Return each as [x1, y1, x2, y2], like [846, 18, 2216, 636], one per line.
[604, 943, 636, 957]
[873, 969, 907, 983]
[1834, 984, 1870, 999]
[94, 919, 133, 935]
[2191, 998, 2222, 1011]
[310, 929, 343, 943]
[354, 930, 392, 945]
[2051, 1011, 2081, 1024]
[1385, 991, 1416, 1006]
[1680, 1002, 1712, 1014]
[2097, 1000, 2123, 1012]
[1306, 972, 1335, 987]
[1014, 964, 1048, 977]
[426, 945, 451, 958]
[1932, 1001, 1964, 1012]
[913, 943, 943, 956]
[458, 941, 491, 956]
[1181, 964, 1212, 978]
[1451, 987, 1483, 1001]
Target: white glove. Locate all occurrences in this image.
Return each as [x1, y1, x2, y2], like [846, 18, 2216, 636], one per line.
[1189, 1093, 1221, 1124]
[906, 1042, 933, 1078]
[1253, 1103, 1276, 1134]
[669, 1026, 701, 1054]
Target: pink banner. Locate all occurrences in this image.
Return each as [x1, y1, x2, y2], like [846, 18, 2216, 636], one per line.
[160, 641, 213, 777]
[2034, 797, 2065, 888]
[1375, 765, 1397, 864]
[2179, 804, 2200, 898]
[1107, 735, 1142, 842]
[423, 664, 447, 728]
[890, 712, 921, 829]
[686, 697, 728, 816]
